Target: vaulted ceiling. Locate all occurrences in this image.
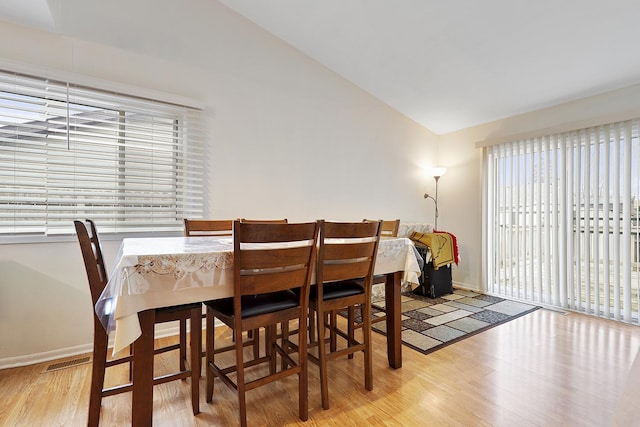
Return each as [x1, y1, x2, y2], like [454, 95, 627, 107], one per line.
[2, 0, 640, 134]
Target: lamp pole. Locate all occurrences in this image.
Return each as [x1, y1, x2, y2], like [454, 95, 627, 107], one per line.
[423, 188, 438, 230]
[423, 167, 446, 230]
[433, 175, 440, 229]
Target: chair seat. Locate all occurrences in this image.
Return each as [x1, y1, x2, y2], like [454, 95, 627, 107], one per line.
[205, 290, 298, 318]
[158, 302, 203, 314]
[371, 274, 385, 284]
[356, 274, 385, 287]
[310, 280, 364, 301]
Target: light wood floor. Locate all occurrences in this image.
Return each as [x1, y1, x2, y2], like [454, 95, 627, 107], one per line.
[1, 309, 640, 426]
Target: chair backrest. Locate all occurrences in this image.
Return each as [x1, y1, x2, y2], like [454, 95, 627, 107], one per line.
[233, 220, 318, 299]
[364, 219, 400, 238]
[74, 219, 108, 306]
[381, 219, 400, 237]
[183, 219, 233, 237]
[239, 218, 288, 224]
[317, 220, 382, 285]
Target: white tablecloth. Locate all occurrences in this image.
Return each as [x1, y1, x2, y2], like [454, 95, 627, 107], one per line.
[97, 236, 421, 354]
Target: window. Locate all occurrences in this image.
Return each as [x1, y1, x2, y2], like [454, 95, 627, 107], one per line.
[483, 119, 640, 324]
[0, 69, 203, 238]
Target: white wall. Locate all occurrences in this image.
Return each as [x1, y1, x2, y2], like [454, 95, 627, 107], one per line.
[9, 0, 639, 366]
[438, 83, 640, 291]
[0, 3, 439, 365]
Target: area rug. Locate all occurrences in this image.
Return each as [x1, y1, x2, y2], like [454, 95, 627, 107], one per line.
[361, 288, 540, 356]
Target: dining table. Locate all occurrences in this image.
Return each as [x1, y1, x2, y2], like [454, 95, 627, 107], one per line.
[96, 234, 422, 425]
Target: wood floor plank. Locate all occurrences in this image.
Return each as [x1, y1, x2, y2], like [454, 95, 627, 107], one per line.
[1, 309, 639, 426]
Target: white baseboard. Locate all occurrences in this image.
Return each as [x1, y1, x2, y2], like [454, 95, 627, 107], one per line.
[453, 281, 481, 292]
[0, 324, 189, 370]
[0, 343, 94, 370]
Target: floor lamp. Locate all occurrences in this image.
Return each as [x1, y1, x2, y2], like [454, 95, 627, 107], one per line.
[423, 167, 446, 230]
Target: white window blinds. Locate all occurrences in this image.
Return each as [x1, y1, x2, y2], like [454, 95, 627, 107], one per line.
[483, 119, 640, 324]
[0, 69, 204, 236]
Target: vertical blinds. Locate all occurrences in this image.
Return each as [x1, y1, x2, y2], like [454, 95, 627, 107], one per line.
[0, 69, 204, 236]
[483, 119, 640, 324]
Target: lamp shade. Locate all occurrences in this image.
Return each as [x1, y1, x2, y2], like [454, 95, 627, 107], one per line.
[431, 167, 447, 178]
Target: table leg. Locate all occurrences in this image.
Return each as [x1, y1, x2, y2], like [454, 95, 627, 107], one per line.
[384, 271, 402, 369]
[132, 309, 155, 426]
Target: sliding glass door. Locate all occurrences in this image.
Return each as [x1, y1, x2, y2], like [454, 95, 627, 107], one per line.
[483, 119, 640, 324]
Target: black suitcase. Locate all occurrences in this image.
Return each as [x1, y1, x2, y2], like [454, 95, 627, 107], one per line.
[413, 244, 453, 298]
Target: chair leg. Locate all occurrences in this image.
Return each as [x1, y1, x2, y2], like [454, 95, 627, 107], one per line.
[252, 328, 260, 359]
[205, 310, 215, 403]
[329, 311, 337, 353]
[190, 308, 201, 415]
[347, 306, 355, 360]
[88, 327, 108, 427]
[307, 309, 315, 343]
[298, 315, 309, 421]
[128, 343, 134, 381]
[236, 332, 248, 427]
[317, 308, 330, 410]
[267, 325, 276, 374]
[179, 318, 187, 373]
[362, 302, 373, 391]
[201, 312, 207, 358]
[281, 320, 290, 371]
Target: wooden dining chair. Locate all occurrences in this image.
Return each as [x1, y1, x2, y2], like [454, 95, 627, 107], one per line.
[74, 220, 202, 426]
[348, 219, 400, 343]
[308, 220, 381, 409]
[184, 218, 233, 237]
[378, 219, 400, 238]
[204, 220, 319, 427]
[183, 218, 258, 357]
